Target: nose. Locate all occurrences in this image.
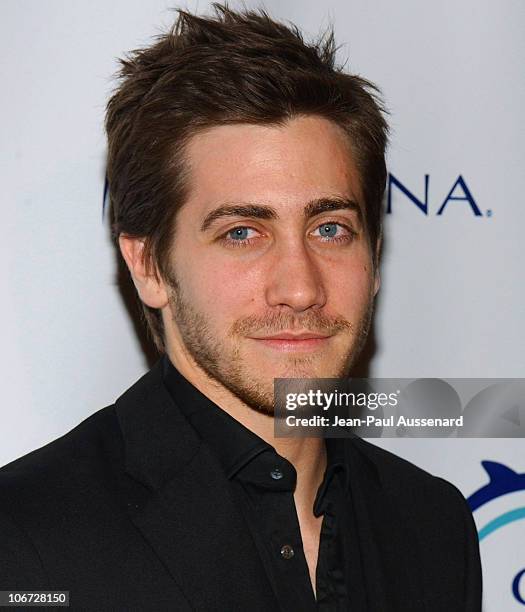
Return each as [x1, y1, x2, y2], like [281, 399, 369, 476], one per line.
[264, 241, 326, 312]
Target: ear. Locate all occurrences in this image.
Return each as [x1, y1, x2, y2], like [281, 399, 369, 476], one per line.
[373, 235, 382, 297]
[373, 267, 381, 297]
[118, 234, 168, 309]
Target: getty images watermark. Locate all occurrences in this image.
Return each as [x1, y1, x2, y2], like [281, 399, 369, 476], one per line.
[273, 378, 525, 438]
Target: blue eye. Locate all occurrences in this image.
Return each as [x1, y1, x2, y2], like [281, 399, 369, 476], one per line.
[217, 226, 260, 249]
[318, 223, 339, 238]
[228, 227, 252, 241]
[313, 222, 354, 242]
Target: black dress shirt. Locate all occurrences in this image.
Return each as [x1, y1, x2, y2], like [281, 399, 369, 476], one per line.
[162, 355, 367, 611]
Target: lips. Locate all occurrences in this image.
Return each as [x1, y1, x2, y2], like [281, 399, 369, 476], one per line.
[248, 331, 332, 352]
[250, 331, 331, 340]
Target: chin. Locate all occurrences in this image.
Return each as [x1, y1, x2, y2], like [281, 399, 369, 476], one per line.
[243, 342, 351, 380]
[271, 361, 327, 380]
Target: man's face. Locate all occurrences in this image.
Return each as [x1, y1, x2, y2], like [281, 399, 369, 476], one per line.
[163, 115, 379, 414]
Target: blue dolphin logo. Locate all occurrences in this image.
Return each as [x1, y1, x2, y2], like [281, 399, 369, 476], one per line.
[468, 461, 525, 541]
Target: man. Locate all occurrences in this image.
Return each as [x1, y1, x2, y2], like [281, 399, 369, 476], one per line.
[0, 4, 481, 610]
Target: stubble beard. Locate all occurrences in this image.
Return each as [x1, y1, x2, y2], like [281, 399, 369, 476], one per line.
[165, 268, 374, 415]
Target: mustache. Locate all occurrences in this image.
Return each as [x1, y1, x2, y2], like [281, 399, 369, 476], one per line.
[229, 311, 355, 337]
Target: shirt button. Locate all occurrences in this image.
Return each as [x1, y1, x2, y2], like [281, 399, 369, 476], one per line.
[270, 468, 283, 480]
[280, 544, 295, 559]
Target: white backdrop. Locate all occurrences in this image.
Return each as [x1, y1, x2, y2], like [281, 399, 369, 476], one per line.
[2, 1, 524, 608]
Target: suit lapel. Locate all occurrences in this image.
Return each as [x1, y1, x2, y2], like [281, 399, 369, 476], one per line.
[346, 437, 428, 611]
[115, 360, 278, 611]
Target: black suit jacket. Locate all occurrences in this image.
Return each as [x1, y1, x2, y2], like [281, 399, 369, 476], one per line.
[0, 359, 482, 611]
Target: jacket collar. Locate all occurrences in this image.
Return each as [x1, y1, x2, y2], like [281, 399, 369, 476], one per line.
[115, 357, 202, 491]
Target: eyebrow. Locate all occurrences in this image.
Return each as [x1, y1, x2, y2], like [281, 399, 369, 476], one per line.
[200, 197, 363, 232]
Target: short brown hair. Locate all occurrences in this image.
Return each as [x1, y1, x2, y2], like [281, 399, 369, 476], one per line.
[105, 3, 389, 353]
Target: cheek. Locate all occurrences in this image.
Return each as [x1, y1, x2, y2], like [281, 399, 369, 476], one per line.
[327, 258, 375, 309]
[182, 254, 261, 314]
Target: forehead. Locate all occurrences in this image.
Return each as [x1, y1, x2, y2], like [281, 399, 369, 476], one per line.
[181, 115, 363, 215]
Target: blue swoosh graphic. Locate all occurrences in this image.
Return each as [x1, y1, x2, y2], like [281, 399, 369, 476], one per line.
[468, 461, 525, 512]
[478, 507, 525, 541]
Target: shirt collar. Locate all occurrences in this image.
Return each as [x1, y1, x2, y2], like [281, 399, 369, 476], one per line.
[162, 354, 272, 479]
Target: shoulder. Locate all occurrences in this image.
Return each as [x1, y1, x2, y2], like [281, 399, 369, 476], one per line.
[0, 405, 124, 523]
[0, 405, 126, 586]
[350, 436, 473, 517]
